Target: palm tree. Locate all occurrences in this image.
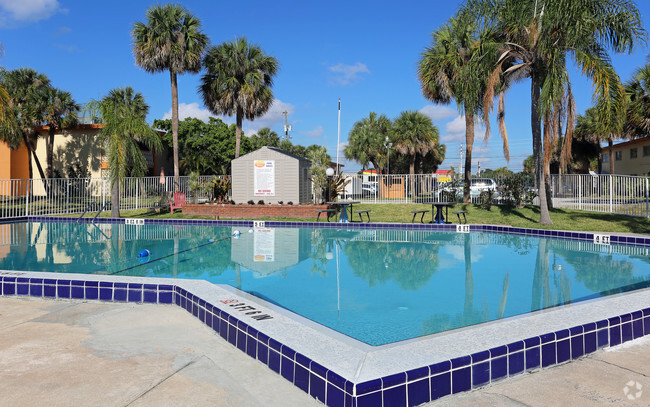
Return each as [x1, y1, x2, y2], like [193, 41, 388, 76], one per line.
[574, 105, 621, 175]
[200, 37, 279, 159]
[418, 16, 509, 203]
[463, 0, 646, 224]
[393, 111, 442, 194]
[0, 68, 51, 180]
[625, 63, 650, 138]
[86, 87, 161, 218]
[344, 112, 392, 171]
[249, 127, 280, 150]
[42, 87, 79, 179]
[132, 4, 208, 192]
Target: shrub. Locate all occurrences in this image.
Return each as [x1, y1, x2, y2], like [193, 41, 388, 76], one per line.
[479, 189, 494, 210]
[247, 200, 255, 205]
[287, 201, 293, 205]
[500, 173, 528, 207]
[208, 176, 231, 203]
[230, 200, 236, 205]
[258, 200, 265, 205]
[278, 201, 283, 205]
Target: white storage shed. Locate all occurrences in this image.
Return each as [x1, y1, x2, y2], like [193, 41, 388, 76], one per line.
[231, 146, 312, 204]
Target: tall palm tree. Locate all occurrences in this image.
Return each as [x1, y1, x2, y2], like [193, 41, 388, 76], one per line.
[344, 112, 392, 171]
[0, 68, 51, 180]
[574, 103, 624, 175]
[625, 62, 650, 138]
[199, 37, 279, 159]
[42, 87, 79, 179]
[86, 87, 161, 218]
[463, 0, 646, 224]
[418, 16, 509, 203]
[132, 4, 208, 192]
[393, 111, 442, 194]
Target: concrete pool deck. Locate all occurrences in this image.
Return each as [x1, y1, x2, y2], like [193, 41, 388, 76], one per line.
[2, 297, 650, 407]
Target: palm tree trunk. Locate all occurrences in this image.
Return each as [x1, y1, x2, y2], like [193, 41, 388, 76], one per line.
[463, 113, 475, 204]
[235, 108, 243, 159]
[111, 177, 120, 218]
[47, 128, 55, 179]
[531, 74, 552, 225]
[608, 138, 614, 174]
[170, 71, 180, 192]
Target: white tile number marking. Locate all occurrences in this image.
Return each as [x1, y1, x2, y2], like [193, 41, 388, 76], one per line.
[456, 224, 470, 233]
[125, 218, 145, 225]
[594, 234, 610, 245]
[253, 221, 265, 228]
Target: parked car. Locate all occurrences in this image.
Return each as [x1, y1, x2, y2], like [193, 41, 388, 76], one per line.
[438, 178, 499, 199]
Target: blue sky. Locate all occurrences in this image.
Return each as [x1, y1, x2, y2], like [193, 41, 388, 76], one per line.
[2, 0, 649, 173]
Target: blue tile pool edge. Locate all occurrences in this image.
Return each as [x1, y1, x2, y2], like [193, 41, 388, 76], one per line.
[21, 216, 650, 247]
[2, 270, 650, 407]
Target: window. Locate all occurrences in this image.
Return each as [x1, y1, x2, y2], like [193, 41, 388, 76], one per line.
[615, 151, 622, 161]
[630, 148, 638, 159]
[644, 145, 650, 157]
[602, 154, 609, 163]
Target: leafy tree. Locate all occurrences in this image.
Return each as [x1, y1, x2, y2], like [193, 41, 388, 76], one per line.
[307, 145, 331, 203]
[132, 4, 208, 192]
[523, 155, 535, 174]
[625, 62, 650, 138]
[153, 117, 253, 175]
[200, 37, 279, 159]
[42, 87, 79, 179]
[463, 0, 646, 224]
[87, 87, 161, 217]
[393, 111, 443, 192]
[419, 15, 508, 203]
[249, 127, 280, 150]
[344, 112, 391, 171]
[0, 68, 51, 179]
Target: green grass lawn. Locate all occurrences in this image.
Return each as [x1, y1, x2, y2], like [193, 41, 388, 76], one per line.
[71, 203, 650, 235]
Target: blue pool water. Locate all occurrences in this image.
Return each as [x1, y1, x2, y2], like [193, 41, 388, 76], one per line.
[2, 221, 650, 346]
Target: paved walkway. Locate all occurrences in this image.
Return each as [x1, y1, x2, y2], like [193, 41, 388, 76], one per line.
[2, 297, 650, 406]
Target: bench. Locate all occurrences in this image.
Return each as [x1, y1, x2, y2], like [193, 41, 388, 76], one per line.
[355, 210, 371, 222]
[316, 209, 337, 222]
[410, 210, 429, 223]
[453, 210, 467, 224]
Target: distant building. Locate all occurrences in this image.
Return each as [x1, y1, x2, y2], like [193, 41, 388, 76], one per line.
[601, 137, 650, 175]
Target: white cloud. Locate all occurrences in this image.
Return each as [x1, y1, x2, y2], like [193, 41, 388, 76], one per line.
[0, 0, 61, 25]
[303, 125, 324, 138]
[440, 115, 487, 144]
[328, 62, 370, 85]
[419, 105, 457, 121]
[163, 99, 295, 137]
[163, 102, 214, 123]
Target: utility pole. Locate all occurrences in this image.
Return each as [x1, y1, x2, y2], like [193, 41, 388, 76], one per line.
[478, 161, 481, 177]
[282, 111, 292, 140]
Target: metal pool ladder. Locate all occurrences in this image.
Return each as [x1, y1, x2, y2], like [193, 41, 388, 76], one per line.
[77, 202, 110, 224]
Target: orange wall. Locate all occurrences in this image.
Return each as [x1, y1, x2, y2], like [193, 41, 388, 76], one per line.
[0, 142, 30, 195]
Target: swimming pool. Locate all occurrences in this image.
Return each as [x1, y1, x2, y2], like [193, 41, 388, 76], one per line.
[2, 220, 649, 346]
[3, 217, 650, 406]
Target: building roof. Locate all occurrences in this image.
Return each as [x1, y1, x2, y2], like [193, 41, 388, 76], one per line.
[234, 146, 311, 162]
[601, 136, 650, 152]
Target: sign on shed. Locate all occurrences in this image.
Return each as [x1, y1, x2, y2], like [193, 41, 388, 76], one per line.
[254, 160, 275, 196]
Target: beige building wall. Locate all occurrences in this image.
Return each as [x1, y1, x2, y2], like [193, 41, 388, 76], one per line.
[33, 125, 104, 179]
[601, 137, 650, 175]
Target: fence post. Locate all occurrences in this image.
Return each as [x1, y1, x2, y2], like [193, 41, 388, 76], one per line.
[66, 179, 70, 214]
[645, 178, 650, 218]
[609, 175, 613, 214]
[102, 178, 105, 208]
[578, 175, 582, 210]
[136, 178, 139, 210]
[646, 177, 649, 218]
[24, 179, 30, 217]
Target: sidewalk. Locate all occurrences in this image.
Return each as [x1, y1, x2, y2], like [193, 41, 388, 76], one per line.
[1, 297, 649, 406]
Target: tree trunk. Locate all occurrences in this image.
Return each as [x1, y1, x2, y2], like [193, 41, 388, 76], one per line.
[608, 137, 614, 175]
[170, 71, 180, 193]
[47, 128, 55, 179]
[463, 113, 475, 204]
[531, 73, 552, 225]
[409, 155, 416, 198]
[111, 177, 120, 218]
[235, 108, 243, 159]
